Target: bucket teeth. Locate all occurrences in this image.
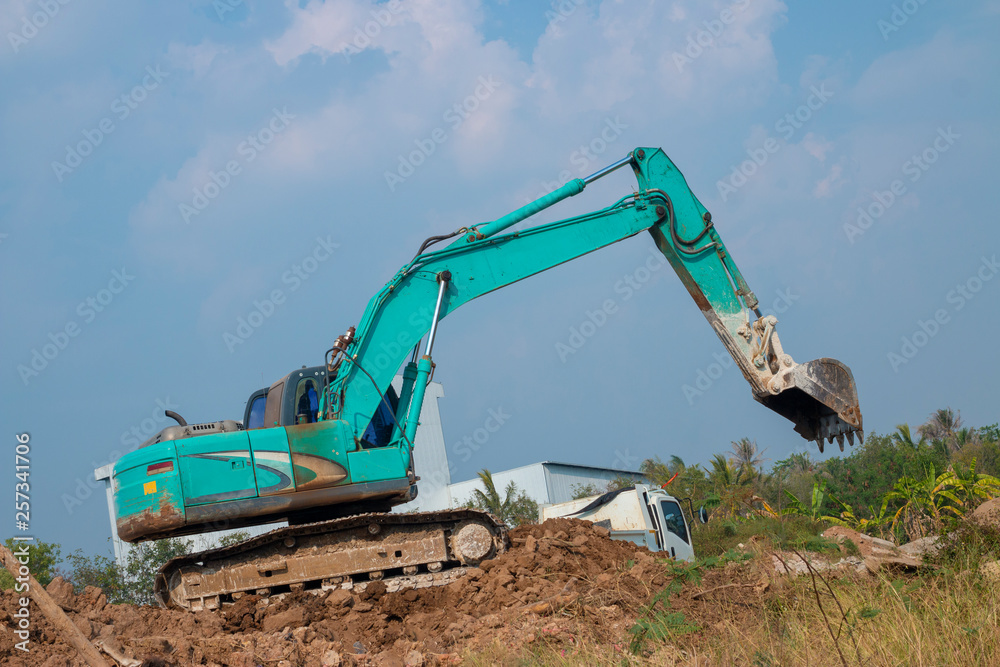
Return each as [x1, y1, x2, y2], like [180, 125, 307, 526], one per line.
[753, 357, 862, 454]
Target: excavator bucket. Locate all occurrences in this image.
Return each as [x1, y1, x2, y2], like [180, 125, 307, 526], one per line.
[755, 358, 863, 453]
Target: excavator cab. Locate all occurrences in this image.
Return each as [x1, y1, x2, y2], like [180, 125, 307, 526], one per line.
[240, 366, 400, 446]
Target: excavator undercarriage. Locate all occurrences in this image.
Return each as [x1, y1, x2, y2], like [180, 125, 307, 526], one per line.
[154, 509, 507, 611]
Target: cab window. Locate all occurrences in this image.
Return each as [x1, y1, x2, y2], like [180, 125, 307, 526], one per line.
[659, 500, 689, 544]
[360, 391, 399, 449]
[293, 378, 320, 424]
[247, 395, 267, 429]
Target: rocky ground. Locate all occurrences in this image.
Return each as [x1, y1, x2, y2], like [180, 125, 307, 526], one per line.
[5, 503, 998, 666]
[0, 518, 777, 667]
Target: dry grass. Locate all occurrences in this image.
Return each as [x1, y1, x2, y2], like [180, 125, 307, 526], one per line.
[463, 525, 1000, 666]
[710, 568, 1000, 666]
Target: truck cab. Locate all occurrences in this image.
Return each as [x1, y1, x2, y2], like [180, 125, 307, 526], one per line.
[540, 484, 702, 561]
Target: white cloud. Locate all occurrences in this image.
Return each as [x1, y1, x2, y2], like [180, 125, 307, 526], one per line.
[129, 0, 791, 275]
[813, 161, 845, 198]
[166, 40, 228, 78]
[801, 132, 833, 161]
[851, 31, 985, 110]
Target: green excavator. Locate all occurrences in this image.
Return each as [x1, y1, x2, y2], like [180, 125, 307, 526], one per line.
[111, 147, 862, 611]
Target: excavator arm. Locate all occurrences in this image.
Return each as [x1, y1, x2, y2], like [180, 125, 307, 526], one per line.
[327, 147, 862, 453]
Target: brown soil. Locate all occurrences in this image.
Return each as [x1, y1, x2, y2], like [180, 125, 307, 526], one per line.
[0, 519, 773, 666]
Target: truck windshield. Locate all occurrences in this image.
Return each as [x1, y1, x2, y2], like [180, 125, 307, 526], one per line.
[659, 500, 689, 544]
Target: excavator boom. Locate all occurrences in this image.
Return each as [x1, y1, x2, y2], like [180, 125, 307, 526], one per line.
[110, 147, 862, 610]
[331, 147, 861, 452]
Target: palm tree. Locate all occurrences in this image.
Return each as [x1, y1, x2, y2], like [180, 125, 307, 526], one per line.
[470, 469, 507, 516]
[730, 437, 766, 478]
[953, 427, 981, 452]
[892, 424, 926, 449]
[707, 453, 736, 489]
[919, 408, 964, 452]
[704, 453, 763, 518]
[468, 469, 537, 527]
[773, 452, 814, 474]
[639, 457, 673, 486]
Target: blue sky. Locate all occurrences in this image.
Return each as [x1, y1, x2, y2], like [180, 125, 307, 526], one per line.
[2, 0, 998, 558]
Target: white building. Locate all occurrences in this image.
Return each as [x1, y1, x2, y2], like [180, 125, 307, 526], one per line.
[447, 461, 646, 508]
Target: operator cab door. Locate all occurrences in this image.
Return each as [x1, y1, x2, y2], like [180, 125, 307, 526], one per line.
[654, 498, 695, 561]
[176, 432, 258, 506]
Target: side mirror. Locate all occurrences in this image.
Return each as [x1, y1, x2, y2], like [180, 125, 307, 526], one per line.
[698, 507, 709, 524]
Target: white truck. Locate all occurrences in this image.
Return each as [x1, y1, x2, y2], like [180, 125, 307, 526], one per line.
[540, 484, 706, 561]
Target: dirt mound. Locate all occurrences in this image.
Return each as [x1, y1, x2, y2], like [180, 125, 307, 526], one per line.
[970, 498, 1000, 529]
[0, 519, 768, 666]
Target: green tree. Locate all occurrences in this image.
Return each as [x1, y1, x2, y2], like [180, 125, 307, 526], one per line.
[216, 531, 252, 548]
[64, 548, 124, 601]
[607, 475, 639, 492]
[919, 407, 963, 452]
[465, 469, 538, 527]
[639, 456, 676, 486]
[892, 424, 926, 450]
[571, 483, 603, 500]
[730, 437, 766, 479]
[67, 537, 192, 606]
[704, 454, 759, 518]
[121, 537, 192, 606]
[0, 538, 61, 589]
[773, 452, 814, 475]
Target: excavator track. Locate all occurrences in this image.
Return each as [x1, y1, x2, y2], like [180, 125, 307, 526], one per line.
[153, 509, 508, 611]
